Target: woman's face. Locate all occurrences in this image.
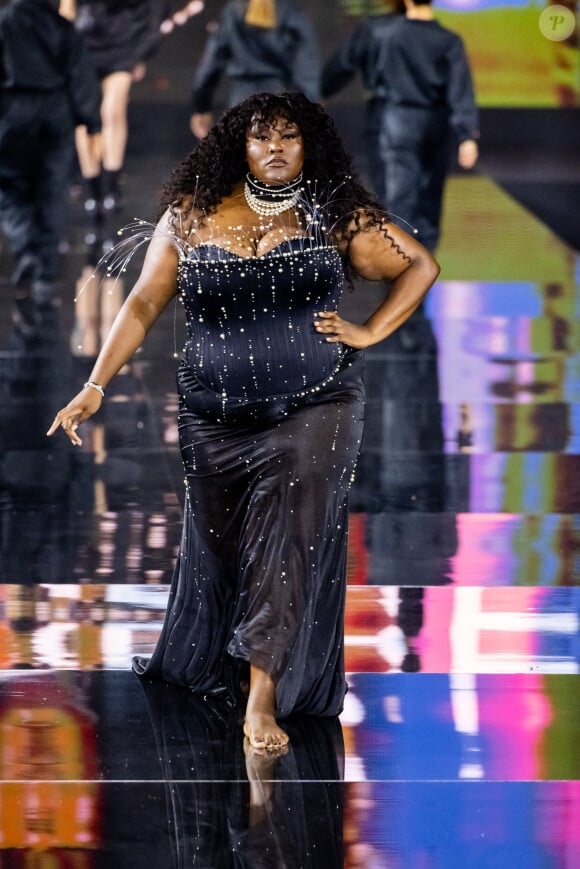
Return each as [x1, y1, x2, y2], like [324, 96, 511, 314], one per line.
[245, 116, 304, 186]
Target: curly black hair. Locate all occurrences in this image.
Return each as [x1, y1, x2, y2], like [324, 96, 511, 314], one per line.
[159, 92, 393, 279]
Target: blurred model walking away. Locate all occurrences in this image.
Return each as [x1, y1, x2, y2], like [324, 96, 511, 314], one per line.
[324, 0, 479, 251]
[0, 0, 101, 305]
[190, 0, 321, 139]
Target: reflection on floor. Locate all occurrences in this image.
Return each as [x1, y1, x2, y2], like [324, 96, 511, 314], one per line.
[1, 669, 579, 865]
[1, 668, 580, 783]
[1, 136, 579, 865]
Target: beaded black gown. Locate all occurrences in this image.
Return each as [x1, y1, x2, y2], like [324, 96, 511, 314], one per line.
[133, 234, 365, 719]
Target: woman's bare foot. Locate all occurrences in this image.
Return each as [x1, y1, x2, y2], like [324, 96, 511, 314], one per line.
[243, 664, 289, 751]
[243, 714, 288, 750]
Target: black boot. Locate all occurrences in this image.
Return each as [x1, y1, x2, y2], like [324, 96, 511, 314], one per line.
[102, 168, 123, 214]
[84, 174, 103, 224]
[32, 279, 60, 308]
[10, 253, 38, 297]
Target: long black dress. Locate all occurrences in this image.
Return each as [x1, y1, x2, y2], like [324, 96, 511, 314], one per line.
[133, 234, 365, 719]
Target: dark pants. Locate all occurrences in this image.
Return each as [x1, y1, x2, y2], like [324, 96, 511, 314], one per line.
[0, 90, 75, 285]
[379, 105, 451, 253]
[364, 97, 388, 205]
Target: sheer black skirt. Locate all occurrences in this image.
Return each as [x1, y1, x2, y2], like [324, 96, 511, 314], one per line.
[133, 353, 364, 718]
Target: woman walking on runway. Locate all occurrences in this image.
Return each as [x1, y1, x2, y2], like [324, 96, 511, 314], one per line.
[48, 92, 439, 750]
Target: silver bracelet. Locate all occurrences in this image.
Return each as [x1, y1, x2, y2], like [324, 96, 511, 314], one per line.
[83, 381, 105, 398]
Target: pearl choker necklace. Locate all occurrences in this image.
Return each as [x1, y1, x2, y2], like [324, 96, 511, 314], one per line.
[244, 172, 303, 217]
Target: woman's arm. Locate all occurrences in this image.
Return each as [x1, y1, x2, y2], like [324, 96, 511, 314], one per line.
[314, 219, 440, 349]
[47, 221, 180, 445]
[59, 0, 76, 20]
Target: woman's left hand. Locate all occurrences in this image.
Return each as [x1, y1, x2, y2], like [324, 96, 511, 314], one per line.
[314, 312, 374, 349]
[132, 63, 147, 83]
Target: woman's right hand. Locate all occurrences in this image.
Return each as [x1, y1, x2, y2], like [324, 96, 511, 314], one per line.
[190, 113, 212, 140]
[46, 387, 103, 446]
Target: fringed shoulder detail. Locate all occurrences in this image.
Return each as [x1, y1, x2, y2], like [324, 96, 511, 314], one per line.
[74, 211, 201, 304]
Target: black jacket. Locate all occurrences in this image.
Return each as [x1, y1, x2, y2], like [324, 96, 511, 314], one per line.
[323, 15, 478, 143]
[191, 0, 321, 113]
[322, 13, 398, 98]
[0, 0, 101, 132]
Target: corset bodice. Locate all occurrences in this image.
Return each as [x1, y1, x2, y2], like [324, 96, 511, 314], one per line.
[178, 237, 346, 400]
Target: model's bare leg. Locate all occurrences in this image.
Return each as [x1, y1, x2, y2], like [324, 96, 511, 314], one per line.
[100, 71, 132, 171]
[100, 276, 124, 344]
[243, 664, 289, 750]
[71, 266, 99, 357]
[75, 72, 131, 178]
[75, 125, 102, 179]
[98, 71, 133, 212]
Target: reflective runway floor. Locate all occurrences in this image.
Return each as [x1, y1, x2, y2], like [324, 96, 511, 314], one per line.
[0, 110, 579, 866]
